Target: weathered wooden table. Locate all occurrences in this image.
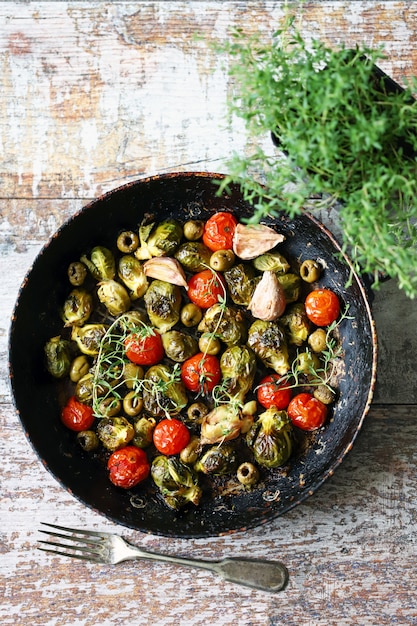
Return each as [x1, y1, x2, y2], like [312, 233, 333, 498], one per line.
[1, 3, 417, 625]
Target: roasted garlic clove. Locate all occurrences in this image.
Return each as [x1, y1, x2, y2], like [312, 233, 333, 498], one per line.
[232, 223, 285, 260]
[143, 256, 188, 288]
[248, 270, 286, 321]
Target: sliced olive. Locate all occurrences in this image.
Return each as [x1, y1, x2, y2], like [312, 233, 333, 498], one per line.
[123, 391, 143, 417]
[117, 230, 139, 253]
[300, 259, 321, 283]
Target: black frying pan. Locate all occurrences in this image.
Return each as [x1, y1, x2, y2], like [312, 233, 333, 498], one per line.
[8, 172, 377, 537]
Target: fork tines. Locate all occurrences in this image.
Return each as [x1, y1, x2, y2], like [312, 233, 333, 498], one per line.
[38, 522, 105, 563]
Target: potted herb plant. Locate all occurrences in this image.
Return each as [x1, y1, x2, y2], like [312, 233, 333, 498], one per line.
[218, 22, 417, 298]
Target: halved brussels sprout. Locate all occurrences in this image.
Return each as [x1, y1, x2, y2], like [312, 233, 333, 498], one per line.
[161, 330, 198, 363]
[136, 219, 183, 260]
[71, 324, 108, 356]
[175, 241, 212, 272]
[198, 304, 247, 346]
[252, 252, 290, 274]
[247, 319, 290, 375]
[61, 288, 93, 327]
[97, 279, 131, 316]
[96, 416, 135, 451]
[142, 364, 188, 418]
[219, 345, 257, 402]
[277, 273, 301, 303]
[280, 303, 311, 346]
[118, 255, 148, 299]
[194, 444, 238, 476]
[224, 263, 258, 306]
[81, 246, 116, 281]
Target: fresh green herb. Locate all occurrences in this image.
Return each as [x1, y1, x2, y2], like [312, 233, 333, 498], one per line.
[217, 21, 417, 297]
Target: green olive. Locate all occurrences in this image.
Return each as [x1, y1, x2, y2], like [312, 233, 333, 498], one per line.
[67, 261, 87, 286]
[295, 351, 321, 374]
[76, 430, 99, 452]
[209, 249, 235, 272]
[97, 397, 122, 417]
[123, 391, 143, 417]
[300, 259, 321, 283]
[179, 436, 201, 465]
[308, 328, 327, 353]
[180, 303, 203, 327]
[187, 402, 209, 424]
[314, 385, 336, 405]
[198, 333, 221, 355]
[69, 355, 90, 383]
[183, 220, 204, 241]
[237, 462, 260, 486]
[117, 230, 139, 253]
[123, 362, 144, 389]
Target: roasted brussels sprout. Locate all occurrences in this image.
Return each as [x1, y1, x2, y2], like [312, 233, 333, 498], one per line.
[75, 373, 95, 404]
[118, 255, 148, 299]
[277, 273, 301, 303]
[219, 345, 257, 402]
[71, 324, 108, 356]
[198, 304, 247, 346]
[44, 335, 71, 379]
[180, 303, 203, 327]
[200, 405, 253, 445]
[69, 355, 90, 383]
[144, 280, 182, 333]
[161, 330, 198, 362]
[246, 407, 293, 468]
[247, 319, 290, 375]
[280, 303, 311, 346]
[96, 416, 135, 451]
[300, 259, 322, 283]
[61, 288, 93, 327]
[183, 219, 204, 241]
[132, 415, 156, 448]
[151, 455, 202, 510]
[295, 351, 321, 375]
[237, 462, 260, 486]
[209, 249, 235, 272]
[194, 444, 238, 476]
[97, 279, 131, 316]
[174, 241, 212, 272]
[117, 230, 139, 253]
[142, 364, 188, 418]
[67, 261, 87, 286]
[76, 430, 99, 452]
[81, 246, 116, 281]
[136, 219, 183, 260]
[224, 263, 258, 306]
[252, 252, 290, 274]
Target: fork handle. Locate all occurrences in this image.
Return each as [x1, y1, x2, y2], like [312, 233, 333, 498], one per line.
[123, 545, 288, 592]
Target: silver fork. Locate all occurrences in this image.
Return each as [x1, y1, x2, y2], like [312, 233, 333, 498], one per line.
[38, 522, 288, 593]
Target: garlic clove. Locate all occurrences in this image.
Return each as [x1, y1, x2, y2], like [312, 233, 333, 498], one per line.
[232, 223, 285, 260]
[248, 270, 286, 321]
[143, 256, 188, 288]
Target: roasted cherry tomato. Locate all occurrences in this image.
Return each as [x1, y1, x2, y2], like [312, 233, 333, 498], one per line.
[107, 446, 150, 488]
[124, 329, 164, 366]
[202, 212, 238, 252]
[61, 396, 94, 432]
[181, 352, 221, 394]
[187, 269, 226, 309]
[287, 392, 327, 431]
[305, 288, 340, 327]
[153, 418, 191, 455]
[257, 374, 292, 409]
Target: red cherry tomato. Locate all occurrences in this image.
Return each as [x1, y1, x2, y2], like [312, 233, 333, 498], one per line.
[287, 393, 327, 431]
[107, 446, 150, 488]
[61, 396, 94, 432]
[181, 352, 221, 394]
[153, 418, 191, 455]
[124, 329, 164, 365]
[305, 288, 340, 327]
[202, 212, 238, 251]
[257, 374, 292, 409]
[187, 269, 226, 309]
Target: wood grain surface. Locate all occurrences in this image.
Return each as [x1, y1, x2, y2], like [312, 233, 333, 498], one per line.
[1, 3, 417, 625]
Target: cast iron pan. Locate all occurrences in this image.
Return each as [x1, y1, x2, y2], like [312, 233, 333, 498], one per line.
[8, 172, 377, 538]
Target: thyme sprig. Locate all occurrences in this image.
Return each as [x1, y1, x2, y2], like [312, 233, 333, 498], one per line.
[217, 21, 417, 297]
